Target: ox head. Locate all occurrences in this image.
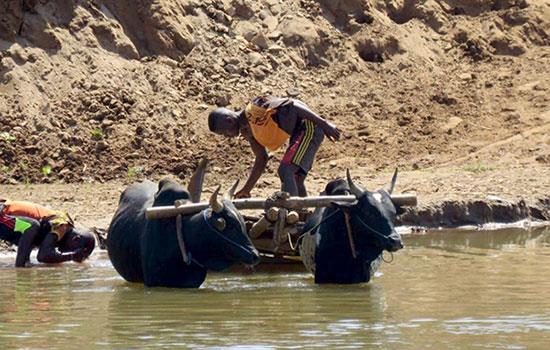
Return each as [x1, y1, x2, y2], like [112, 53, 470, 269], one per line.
[330, 169, 404, 254]
[202, 183, 259, 269]
[181, 179, 260, 272]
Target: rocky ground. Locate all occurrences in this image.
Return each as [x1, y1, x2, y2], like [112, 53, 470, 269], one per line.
[1, 0, 549, 230]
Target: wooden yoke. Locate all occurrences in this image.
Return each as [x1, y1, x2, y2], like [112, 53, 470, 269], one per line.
[146, 193, 417, 220]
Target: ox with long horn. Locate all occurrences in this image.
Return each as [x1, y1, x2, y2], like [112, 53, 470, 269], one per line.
[387, 168, 398, 195]
[187, 157, 209, 203]
[346, 169, 363, 198]
[210, 185, 224, 213]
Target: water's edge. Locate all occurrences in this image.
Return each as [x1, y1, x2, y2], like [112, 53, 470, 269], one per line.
[399, 196, 550, 228]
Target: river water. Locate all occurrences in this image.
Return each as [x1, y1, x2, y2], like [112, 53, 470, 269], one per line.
[0, 227, 549, 349]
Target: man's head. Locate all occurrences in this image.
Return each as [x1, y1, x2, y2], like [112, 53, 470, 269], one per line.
[208, 107, 240, 137]
[58, 227, 96, 260]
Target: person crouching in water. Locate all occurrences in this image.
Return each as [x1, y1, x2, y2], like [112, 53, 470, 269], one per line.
[0, 198, 95, 267]
[208, 96, 341, 198]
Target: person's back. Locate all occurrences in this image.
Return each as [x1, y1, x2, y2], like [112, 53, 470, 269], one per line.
[3, 200, 59, 221]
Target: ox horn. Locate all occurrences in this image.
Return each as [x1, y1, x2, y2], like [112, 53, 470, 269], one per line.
[187, 157, 208, 203]
[210, 185, 224, 213]
[387, 167, 398, 194]
[226, 179, 240, 199]
[346, 169, 363, 198]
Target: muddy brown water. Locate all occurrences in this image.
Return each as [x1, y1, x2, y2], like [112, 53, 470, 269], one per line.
[0, 227, 549, 349]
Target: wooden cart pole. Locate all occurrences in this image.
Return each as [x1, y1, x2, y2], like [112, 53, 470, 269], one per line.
[145, 193, 417, 220]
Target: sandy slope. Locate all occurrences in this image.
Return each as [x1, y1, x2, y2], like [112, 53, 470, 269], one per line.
[1, 0, 549, 226]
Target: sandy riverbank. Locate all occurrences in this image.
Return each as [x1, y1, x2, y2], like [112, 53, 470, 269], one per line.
[2, 162, 548, 231]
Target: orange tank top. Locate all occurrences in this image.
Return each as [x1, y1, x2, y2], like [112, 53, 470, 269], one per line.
[2, 200, 73, 240]
[245, 97, 290, 151]
[3, 200, 57, 219]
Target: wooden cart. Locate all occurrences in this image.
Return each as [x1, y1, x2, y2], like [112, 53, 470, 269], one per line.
[146, 191, 417, 263]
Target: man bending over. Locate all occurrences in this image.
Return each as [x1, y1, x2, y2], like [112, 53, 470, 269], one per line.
[0, 198, 95, 267]
[208, 96, 341, 198]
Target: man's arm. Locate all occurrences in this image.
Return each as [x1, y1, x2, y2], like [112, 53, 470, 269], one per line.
[292, 100, 341, 141]
[15, 218, 41, 267]
[36, 233, 82, 264]
[235, 136, 269, 198]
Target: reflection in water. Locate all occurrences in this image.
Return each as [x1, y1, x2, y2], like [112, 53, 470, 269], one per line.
[105, 276, 390, 348]
[406, 226, 550, 252]
[0, 227, 549, 349]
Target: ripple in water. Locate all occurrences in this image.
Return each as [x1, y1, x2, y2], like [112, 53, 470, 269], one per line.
[0, 227, 548, 349]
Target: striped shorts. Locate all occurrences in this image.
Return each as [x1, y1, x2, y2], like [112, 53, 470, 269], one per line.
[0, 207, 19, 244]
[281, 120, 324, 175]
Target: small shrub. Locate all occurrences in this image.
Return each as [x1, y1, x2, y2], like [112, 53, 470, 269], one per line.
[463, 161, 495, 173]
[127, 166, 144, 183]
[0, 132, 16, 143]
[91, 129, 104, 140]
[41, 165, 52, 176]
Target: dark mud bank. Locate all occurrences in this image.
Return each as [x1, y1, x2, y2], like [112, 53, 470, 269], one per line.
[398, 197, 550, 228]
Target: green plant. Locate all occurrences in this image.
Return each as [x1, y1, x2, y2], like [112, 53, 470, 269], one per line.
[127, 166, 144, 182]
[0, 165, 9, 173]
[0, 132, 16, 143]
[90, 129, 104, 140]
[41, 165, 52, 176]
[463, 161, 495, 173]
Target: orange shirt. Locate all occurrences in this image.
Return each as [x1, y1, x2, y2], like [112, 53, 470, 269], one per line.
[245, 97, 290, 151]
[2, 200, 57, 219]
[1, 200, 72, 240]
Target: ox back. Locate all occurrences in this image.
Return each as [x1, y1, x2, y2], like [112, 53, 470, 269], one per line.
[107, 180, 207, 287]
[303, 206, 381, 284]
[300, 178, 396, 284]
[107, 181, 157, 283]
[140, 180, 206, 288]
[313, 205, 382, 284]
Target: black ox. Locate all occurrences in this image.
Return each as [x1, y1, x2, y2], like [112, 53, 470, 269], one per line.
[107, 169, 259, 288]
[301, 170, 404, 284]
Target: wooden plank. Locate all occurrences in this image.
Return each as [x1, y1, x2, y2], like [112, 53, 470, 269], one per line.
[146, 193, 417, 219]
[272, 208, 287, 252]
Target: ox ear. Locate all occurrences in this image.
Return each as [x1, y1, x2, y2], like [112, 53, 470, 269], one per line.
[386, 168, 398, 194]
[187, 157, 208, 203]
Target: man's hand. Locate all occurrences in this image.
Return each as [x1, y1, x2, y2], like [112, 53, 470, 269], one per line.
[71, 248, 87, 263]
[234, 189, 251, 199]
[322, 121, 341, 142]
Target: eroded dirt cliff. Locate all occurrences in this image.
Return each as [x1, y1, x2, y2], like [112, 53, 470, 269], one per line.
[1, 1, 549, 225]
